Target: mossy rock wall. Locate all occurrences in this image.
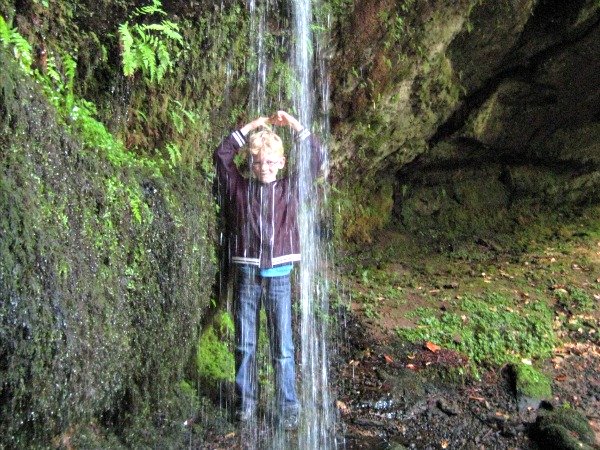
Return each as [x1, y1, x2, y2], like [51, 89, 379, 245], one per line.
[0, 45, 218, 445]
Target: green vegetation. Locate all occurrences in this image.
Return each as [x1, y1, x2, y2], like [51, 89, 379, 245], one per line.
[0, 3, 226, 445]
[556, 287, 596, 314]
[354, 267, 408, 319]
[332, 178, 395, 244]
[118, 0, 184, 84]
[396, 292, 557, 370]
[513, 363, 552, 400]
[197, 311, 235, 384]
[533, 405, 597, 450]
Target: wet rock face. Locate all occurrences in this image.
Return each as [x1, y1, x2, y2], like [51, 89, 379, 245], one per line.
[329, 0, 600, 241]
[0, 48, 216, 446]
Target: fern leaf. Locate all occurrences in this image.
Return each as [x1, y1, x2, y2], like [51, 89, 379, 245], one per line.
[45, 56, 61, 84]
[0, 15, 12, 46]
[144, 23, 165, 32]
[139, 44, 156, 81]
[134, 0, 165, 17]
[64, 54, 77, 88]
[118, 22, 136, 76]
[159, 21, 183, 45]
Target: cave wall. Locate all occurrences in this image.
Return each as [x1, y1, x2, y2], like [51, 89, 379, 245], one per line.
[328, 0, 600, 243]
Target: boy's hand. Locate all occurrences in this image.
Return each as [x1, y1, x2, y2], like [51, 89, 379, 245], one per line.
[269, 111, 304, 132]
[240, 116, 270, 135]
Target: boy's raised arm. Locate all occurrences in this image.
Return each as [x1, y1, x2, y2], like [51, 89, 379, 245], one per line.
[240, 116, 270, 136]
[214, 116, 267, 198]
[269, 111, 304, 132]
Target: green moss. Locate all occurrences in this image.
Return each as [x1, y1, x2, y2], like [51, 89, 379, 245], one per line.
[533, 405, 597, 450]
[556, 287, 596, 314]
[332, 177, 395, 244]
[0, 28, 217, 447]
[197, 311, 235, 384]
[396, 292, 557, 372]
[513, 363, 552, 400]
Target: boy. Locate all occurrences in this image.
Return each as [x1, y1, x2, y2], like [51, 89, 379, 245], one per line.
[214, 111, 322, 430]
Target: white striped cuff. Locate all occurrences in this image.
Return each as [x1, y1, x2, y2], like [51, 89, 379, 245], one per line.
[295, 128, 311, 141]
[232, 130, 246, 147]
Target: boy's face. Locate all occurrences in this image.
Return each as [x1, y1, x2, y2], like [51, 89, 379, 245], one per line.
[251, 150, 285, 183]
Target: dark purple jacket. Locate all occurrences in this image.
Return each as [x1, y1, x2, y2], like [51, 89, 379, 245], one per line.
[214, 128, 323, 269]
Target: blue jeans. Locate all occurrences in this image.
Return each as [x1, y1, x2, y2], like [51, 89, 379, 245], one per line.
[234, 265, 299, 414]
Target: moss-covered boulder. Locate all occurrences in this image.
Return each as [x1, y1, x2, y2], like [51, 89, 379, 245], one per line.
[532, 404, 598, 450]
[510, 364, 552, 411]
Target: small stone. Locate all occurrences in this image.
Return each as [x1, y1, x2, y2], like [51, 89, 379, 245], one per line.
[437, 398, 460, 416]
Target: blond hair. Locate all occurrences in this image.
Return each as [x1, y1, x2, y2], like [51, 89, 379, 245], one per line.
[247, 129, 284, 157]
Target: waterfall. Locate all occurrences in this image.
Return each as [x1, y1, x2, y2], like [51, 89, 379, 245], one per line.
[291, 1, 336, 448]
[240, 0, 336, 447]
[247, 0, 269, 115]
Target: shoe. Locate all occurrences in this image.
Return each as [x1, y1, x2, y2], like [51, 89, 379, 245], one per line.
[281, 410, 299, 431]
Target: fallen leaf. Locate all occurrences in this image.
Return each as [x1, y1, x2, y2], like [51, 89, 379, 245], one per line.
[555, 374, 567, 382]
[336, 400, 350, 415]
[469, 395, 485, 402]
[383, 354, 394, 364]
[441, 439, 449, 449]
[406, 363, 416, 370]
[425, 341, 441, 353]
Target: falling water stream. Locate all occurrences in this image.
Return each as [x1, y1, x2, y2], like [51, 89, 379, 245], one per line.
[291, 1, 336, 448]
[242, 0, 336, 448]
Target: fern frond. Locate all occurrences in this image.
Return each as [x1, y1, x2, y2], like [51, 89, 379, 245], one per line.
[158, 21, 183, 45]
[118, 22, 134, 52]
[0, 15, 12, 46]
[64, 54, 77, 88]
[165, 142, 182, 169]
[116, 0, 184, 84]
[118, 22, 137, 76]
[156, 44, 170, 82]
[134, 0, 165, 17]
[135, 27, 148, 43]
[139, 44, 156, 81]
[45, 56, 61, 84]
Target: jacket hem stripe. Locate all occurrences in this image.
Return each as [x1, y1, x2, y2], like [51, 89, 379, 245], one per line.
[272, 254, 301, 265]
[231, 254, 301, 266]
